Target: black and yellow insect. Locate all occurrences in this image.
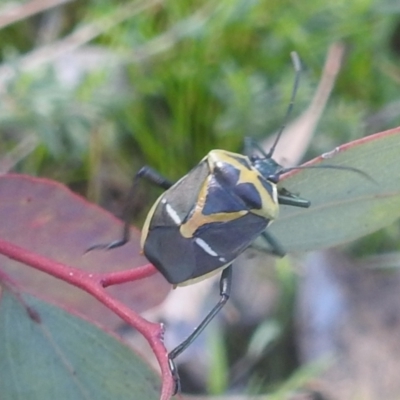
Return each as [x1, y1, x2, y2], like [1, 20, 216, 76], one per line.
[91, 139, 310, 361]
[141, 147, 309, 286]
[138, 144, 311, 367]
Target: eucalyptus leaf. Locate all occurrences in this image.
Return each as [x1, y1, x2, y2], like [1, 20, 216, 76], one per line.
[0, 288, 160, 400]
[261, 128, 400, 253]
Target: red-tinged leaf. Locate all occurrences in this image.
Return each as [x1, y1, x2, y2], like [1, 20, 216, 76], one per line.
[0, 174, 170, 328]
[262, 127, 400, 252]
[0, 287, 160, 400]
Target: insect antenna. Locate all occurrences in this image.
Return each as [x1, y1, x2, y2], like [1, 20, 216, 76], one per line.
[266, 51, 302, 159]
[275, 164, 375, 183]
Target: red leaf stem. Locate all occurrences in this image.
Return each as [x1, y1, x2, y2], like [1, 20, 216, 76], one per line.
[99, 263, 158, 287]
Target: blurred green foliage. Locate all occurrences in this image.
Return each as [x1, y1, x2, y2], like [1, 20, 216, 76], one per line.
[1, 0, 399, 184]
[0, 0, 400, 396]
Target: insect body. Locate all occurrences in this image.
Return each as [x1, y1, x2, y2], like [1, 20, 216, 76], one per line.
[89, 139, 311, 367]
[141, 149, 281, 286]
[106, 139, 310, 369]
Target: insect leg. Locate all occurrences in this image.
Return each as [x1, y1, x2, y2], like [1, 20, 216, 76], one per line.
[168, 265, 233, 361]
[260, 231, 286, 257]
[278, 189, 310, 208]
[87, 166, 173, 251]
[168, 357, 181, 395]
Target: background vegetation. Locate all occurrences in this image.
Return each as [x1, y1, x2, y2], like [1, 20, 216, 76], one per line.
[1, 0, 400, 398]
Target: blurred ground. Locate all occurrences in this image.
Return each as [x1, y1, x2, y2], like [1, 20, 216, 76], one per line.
[297, 249, 400, 400]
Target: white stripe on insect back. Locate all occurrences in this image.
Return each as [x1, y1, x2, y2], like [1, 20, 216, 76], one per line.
[195, 238, 226, 263]
[161, 198, 182, 225]
[272, 183, 278, 204]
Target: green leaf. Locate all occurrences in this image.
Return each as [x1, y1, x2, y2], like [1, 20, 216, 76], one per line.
[264, 128, 400, 252]
[0, 288, 160, 400]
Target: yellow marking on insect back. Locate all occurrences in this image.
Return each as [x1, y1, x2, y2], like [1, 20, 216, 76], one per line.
[207, 150, 279, 219]
[180, 174, 247, 238]
[140, 193, 162, 249]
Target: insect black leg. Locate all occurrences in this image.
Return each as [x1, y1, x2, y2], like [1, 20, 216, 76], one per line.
[168, 265, 233, 361]
[278, 189, 310, 208]
[87, 166, 173, 251]
[260, 231, 286, 257]
[168, 358, 181, 395]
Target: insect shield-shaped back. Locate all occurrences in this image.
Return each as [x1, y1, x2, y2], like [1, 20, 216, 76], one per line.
[140, 149, 280, 286]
